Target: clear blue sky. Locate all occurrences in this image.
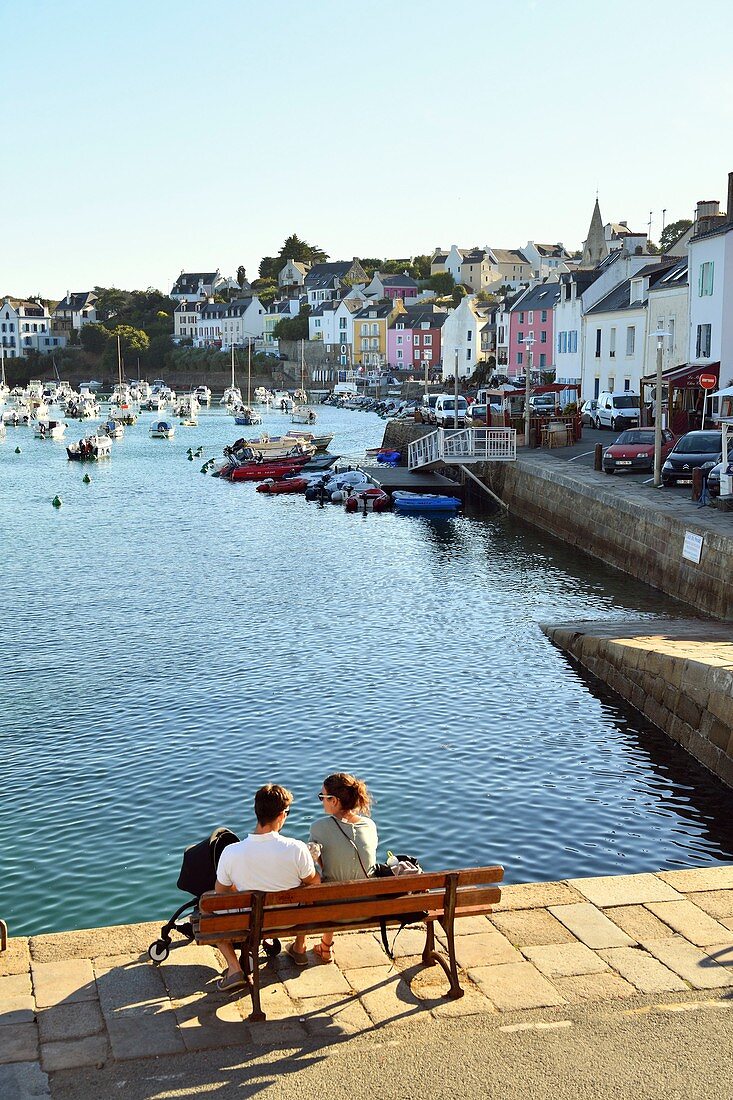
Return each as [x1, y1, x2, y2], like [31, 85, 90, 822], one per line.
[3, 0, 732, 298]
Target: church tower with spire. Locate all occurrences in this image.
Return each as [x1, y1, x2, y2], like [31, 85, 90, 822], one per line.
[580, 197, 608, 268]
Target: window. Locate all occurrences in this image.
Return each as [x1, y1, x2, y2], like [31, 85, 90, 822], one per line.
[595, 329, 602, 357]
[396, 322, 404, 330]
[610, 327, 616, 357]
[397, 350, 403, 360]
[371, 324, 379, 336]
[539, 353, 546, 367]
[466, 330, 472, 341]
[624, 378, 630, 391]
[696, 323, 711, 358]
[540, 331, 547, 344]
[699, 261, 714, 296]
[541, 310, 547, 322]
[519, 312, 525, 323]
[339, 317, 346, 329]
[518, 331, 524, 344]
[413, 335, 419, 345]
[625, 326, 635, 355]
[466, 349, 472, 361]
[594, 377, 600, 398]
[424, 334, 432, 345]
[315, 319, 321, 328]
[608, 377, 615, 391]
[396, 335, 402, 345]
[528, 311, 534, 323]
[570, 331, 578, 353]
[361, 323, 368, 335]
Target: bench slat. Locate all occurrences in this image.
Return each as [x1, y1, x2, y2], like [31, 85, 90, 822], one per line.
[198, 865, 504, 912]
[197, 886, 502, 936]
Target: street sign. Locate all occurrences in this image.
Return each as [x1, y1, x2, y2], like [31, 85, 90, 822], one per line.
[699, 373, 717, 390]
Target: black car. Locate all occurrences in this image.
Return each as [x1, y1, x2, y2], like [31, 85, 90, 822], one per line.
[661, 430, 723, 486]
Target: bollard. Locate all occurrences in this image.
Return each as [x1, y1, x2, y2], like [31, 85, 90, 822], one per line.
[692, 468, 703, 501]
[594, 443, 603, 471]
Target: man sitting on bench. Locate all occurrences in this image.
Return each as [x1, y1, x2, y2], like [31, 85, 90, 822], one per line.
[214, 783, 320, 992]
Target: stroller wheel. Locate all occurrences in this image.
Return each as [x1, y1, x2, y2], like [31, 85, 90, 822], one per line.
[263, 937, 281, 958]
[148, 939, 170, 965]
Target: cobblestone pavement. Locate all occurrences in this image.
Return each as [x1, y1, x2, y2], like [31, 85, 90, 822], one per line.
[1, 866, 732, 1097]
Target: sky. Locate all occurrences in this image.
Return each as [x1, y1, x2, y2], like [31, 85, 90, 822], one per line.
[3, 0, 733, 299]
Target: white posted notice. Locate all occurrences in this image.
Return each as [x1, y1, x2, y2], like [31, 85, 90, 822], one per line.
[682, 531, 704, 564]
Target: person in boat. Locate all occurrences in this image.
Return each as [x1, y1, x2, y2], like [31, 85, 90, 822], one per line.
[290, 773, 377, 966]
[214, 784, 319, 992]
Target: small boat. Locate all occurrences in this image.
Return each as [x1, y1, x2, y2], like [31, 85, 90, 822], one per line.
[112, 407, 137, 425]
[392, 491, 461, 515]
[233, 405, 262, 426]
[34, 418, 67, 440]
[376, 450, 401, 466]
[194, 385, 211, 407]
[299, 453, 340, 471]
[229, 458, 309, 482]
[66, 434, 112, 461]
[232, 434, 316, 461]
[98, 418, 125, 440]
[272, 390, 292, 411]
[256, 477, 309, 494]
[150, 418, 175, 439]
[254, 387, 272, 405]
[287, 430, 334, 453]
[344, 487, 391, 513]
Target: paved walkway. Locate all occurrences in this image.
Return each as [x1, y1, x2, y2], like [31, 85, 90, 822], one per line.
[2, 865, 733, 1097]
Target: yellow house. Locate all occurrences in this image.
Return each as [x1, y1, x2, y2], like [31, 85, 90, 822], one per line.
[353, 299, 405, 368]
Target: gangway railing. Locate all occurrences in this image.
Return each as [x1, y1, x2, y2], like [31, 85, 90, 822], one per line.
[408, 428, 516, 470]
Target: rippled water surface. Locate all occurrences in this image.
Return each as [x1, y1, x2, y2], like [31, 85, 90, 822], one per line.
[2, 404, 732, 935]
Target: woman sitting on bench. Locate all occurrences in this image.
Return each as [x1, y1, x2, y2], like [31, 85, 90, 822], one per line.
[288, 772, 377, 966]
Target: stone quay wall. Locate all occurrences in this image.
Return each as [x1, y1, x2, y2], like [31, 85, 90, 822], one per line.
[543, 620, 733, 789]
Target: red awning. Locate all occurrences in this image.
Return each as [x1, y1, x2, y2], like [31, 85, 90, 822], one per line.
[640, 362, 720, 388]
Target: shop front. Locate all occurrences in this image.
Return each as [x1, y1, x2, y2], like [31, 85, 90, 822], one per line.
[640, 362, 720, 435]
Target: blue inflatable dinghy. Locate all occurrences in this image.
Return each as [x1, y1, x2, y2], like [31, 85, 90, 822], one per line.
[392, 491, 461, 515]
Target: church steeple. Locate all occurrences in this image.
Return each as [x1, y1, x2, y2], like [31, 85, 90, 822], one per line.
[581, 197, 608, 268]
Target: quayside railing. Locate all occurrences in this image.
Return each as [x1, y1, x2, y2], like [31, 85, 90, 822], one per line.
[408, 428, 517, 470]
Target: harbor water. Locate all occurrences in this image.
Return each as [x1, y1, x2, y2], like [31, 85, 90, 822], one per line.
[2, 403, 733, 936]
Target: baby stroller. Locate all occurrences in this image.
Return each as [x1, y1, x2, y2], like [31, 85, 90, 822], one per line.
[147, 826, 281, 965]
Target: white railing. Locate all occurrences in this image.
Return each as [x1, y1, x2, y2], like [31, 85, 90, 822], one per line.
[408, 428, 516, 469]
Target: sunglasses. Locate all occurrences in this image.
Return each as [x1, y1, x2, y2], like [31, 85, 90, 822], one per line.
[282, 807, 291, 816]
[318, 793, 336, 802]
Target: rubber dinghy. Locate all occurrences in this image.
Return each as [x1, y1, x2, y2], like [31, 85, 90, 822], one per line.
[391, 491, 461, 515]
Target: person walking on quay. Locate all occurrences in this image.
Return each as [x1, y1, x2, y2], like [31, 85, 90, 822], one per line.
[214, 784, 319, 991]
[290, 772, 377, 966]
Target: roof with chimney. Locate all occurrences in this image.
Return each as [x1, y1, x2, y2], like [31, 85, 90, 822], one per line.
[509, 282, 561, 313]
[586, 260, 677, 315]
[490, 248, 530, 266]
[54, 291, 97, 313]
[172, 271, 220, 296]
[305, 260, 366, 291]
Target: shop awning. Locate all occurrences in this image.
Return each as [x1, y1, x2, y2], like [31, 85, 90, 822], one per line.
[640, 362, 720, 387]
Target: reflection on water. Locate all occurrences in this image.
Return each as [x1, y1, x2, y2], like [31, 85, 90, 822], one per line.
[1, 404, 731, 935]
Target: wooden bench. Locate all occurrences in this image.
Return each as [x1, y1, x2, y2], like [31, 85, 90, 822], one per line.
[194, 865, 503, 1021]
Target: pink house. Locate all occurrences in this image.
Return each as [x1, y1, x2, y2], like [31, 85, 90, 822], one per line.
[507, 282, 560, 377]
[366, 273, 419, 303]
[388, 304, 446, 371]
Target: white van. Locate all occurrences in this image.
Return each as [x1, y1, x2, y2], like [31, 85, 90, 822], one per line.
[434, 394, 468, 428]
[595, 391, 641, 431]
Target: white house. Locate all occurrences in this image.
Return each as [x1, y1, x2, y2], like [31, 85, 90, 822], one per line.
[440, 296, 492, 380]
[522, 242, 571, 280]
[304, 260, 368, 308]
[581, 260, 678, 400]
[264, 297, 301, 349]
[278, 259, 311, 288]
[2, 298, 66, 358]
[643, 258, 689, 378]
[219, 297, 266, 351]
[431, 245, 465, 285]
[687, 182, 733, 382]
[171, 269, 235, 303]
[173, 300, 201, 343]
[53, 291, 98, 333]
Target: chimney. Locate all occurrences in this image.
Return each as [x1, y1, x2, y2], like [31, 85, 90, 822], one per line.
[696, 199, 720, 222]
[728, 172, 733, 223]
[619, 220, 628, 228]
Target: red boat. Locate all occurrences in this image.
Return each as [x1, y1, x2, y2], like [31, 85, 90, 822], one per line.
[256, 477, 309, 494]
[230, 459, 308, 482]
[344, 487, 391, 512]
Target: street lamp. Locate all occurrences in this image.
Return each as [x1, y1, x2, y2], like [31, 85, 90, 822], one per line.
[523, 335, 535, 448]
[650, 330, 671, 487]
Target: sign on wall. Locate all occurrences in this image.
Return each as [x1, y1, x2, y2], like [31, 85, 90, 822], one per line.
[682, 531, 704, 564]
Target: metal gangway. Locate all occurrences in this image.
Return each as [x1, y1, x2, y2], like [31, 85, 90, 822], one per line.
[408, 428, 517, 471]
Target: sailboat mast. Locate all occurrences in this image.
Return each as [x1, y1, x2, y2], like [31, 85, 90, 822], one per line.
[247, 338, 251, 405]
[231, 344, 235, 389]
[117, 334, 122, 385]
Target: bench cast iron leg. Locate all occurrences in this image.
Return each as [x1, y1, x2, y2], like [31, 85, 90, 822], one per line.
[442, 874, 463, 1000]
[247, 893, 266, 1022]
[422, 920, 436, 966]
[0, 919, 7, 953]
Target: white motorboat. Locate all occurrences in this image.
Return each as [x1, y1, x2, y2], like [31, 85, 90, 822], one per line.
[66, 433, 112, 460]
[254, 386, 272, 405]
[98, 417, 125, 440]
[272, 390, 292, 411]
[150, 418, 176, 439]
[2, 398, 31, 426]
[34, 418, 67, 440]
[291, 404, 317, 424]
[194, 385, 211, 407]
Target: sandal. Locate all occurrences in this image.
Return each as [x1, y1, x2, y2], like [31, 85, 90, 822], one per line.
[217, 969, 247, 993]
[313, 940, 333, 964]
[286, 942, 309, 967]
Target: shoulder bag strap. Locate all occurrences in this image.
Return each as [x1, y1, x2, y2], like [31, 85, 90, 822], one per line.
[331, 818, 370, 877]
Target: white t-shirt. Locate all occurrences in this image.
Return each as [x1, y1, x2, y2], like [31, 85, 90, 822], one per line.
[216, 832, 315, 893]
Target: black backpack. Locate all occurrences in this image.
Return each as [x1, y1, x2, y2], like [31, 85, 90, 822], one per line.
[176, 827, 239, 899]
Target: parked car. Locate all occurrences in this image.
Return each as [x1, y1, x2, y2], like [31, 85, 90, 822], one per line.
[528, 394, 558, 416]
[580, 398, 599, 426]
[466, 402, 489, 426]
[595, 391, 642, 430]
[602, 428, 676, 474]
[661, 430, 725, 486]
[434, 394, 468, 428]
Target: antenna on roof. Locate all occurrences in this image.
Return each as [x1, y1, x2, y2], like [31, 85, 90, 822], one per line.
[661, 209, 666, 237]
[648, 211, 653, 241]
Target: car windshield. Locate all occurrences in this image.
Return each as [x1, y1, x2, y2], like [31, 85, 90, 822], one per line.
[616, 431, 654, 445]
[612, 396, 639, 409]
[675, 434, 721, 454]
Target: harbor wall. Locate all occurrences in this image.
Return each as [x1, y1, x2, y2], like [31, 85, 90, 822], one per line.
[543, 620, 733, 789]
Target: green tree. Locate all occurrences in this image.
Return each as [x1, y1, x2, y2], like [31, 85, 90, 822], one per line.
[660, 218, 692, 252]
[259, 234, 329, 280]
[451, 284, 468, 309]
[251, 278, 278, 306]
[94, 286, 128, 321]
[359, 258, 384, 278]
[411, 254, 432, 281]
[429, 271, 455, 295]
[236, 264, 248, 287]
[79, 322, 112, 355]
[273, 308, 310, 342]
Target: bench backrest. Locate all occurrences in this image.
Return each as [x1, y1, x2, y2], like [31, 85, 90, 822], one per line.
[197, 865, 503, 938]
